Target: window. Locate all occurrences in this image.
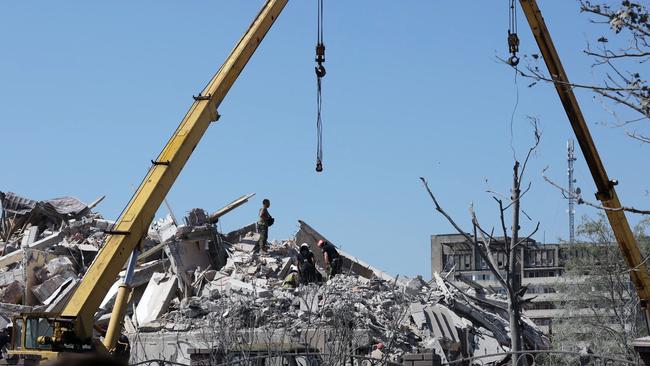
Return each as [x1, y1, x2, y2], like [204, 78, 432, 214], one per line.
[13, 319, 22, 350]
[25, 318, 53, 350]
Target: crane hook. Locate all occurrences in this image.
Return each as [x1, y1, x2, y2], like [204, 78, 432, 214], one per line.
[507, 31, 520, 66]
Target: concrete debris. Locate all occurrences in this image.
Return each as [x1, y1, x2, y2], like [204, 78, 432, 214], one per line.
[1, 191, 549, 365]
[38, 256, 76, 281]
[0, 191, 106, 318]
[135, 272, 178, 326]
[31, 272, 76, 303]
[0, 281, 24, 304]
[128, 218, 550, 365]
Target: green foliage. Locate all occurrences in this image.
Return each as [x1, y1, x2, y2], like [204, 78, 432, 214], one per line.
[552, 214, 650, 359]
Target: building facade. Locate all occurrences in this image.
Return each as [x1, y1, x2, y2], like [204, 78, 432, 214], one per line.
[431, 233, 591, 335]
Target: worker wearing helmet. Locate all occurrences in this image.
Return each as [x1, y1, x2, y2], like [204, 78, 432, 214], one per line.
[318, 239, 341, 279]
[282, 267, 300, 289]
[297, 243, 318, 284]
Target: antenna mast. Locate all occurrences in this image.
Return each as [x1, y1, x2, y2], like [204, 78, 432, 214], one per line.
[568, 139, 576, 244]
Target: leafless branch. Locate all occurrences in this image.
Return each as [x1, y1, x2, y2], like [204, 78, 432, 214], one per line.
[419, 177, 509, 289]
[513, 222, 540, 249]
[542, 168, 650, 215]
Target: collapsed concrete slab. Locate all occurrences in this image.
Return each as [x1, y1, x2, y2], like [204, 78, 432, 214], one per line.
[296, 220, 394, 282]
[135, 272, 178, 326]
[32, 272, 76, 303]
[100, 259, 169, 311]
[165, 239, 212, 296]
[0, 267, 24, 288]
[0, 231, 64, 269]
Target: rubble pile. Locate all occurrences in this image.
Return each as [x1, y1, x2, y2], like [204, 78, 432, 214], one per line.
[129, 219, 550, 364]
[0, 191, 109, 324]
[0, 191, 550, 365]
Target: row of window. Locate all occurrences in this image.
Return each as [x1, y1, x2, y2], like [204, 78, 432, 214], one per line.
[443, 249, 560, 271]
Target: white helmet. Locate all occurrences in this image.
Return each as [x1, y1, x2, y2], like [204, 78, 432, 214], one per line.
[300, 243, 310, 250]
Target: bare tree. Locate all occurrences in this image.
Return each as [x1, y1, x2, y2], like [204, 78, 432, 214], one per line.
[543, 168, 650, 216]
[420, 124, 541, 366]
[515, 1, 650, 141]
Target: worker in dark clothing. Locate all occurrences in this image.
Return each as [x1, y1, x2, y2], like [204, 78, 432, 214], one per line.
[297, 243, 318, 284]
[318, 239, 342, 279]
[0, 327, 10, 359]
[256, 199, 274, 253]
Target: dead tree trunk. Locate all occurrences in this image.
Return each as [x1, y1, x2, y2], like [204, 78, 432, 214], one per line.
[420, 120, 541, 364]
[509, 162, 523, 366]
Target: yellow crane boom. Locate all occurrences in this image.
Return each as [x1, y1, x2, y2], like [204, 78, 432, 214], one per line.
[11, 0, 288, 361]
[518, 0, 650, 315]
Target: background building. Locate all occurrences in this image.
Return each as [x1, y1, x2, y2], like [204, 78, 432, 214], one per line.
[431, 233, 589, 335]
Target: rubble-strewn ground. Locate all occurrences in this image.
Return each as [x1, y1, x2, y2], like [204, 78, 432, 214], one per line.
[0, 191, 549, 365]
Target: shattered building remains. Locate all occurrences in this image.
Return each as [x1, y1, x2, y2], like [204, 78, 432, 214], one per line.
[0, 191, 550, 365]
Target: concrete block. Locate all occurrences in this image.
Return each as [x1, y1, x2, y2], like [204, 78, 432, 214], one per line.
[0, 281, 24, 303]
[402, 352, 442, 366]
[410, 303, 427, 330]
[0, 267, 25, 287]
[135, 272, 178, 326]
[31, 272, 75, 303]
[164, 240, 211, 293]
[42, 257, 76, 280]
[227, 278, 270, 298]
[158, 216, 178, 243]
[23, 249, 59, 306]
[100, 259, 169, 310]
[277, 257, 292, 279]
[299, 291, 320, 312]
[200, 281, 220, 299]
[0, 231, 63, 268]
[20, 226, 39, 248]
[45, 279, 79, 313]
[233, 243, 256, 252]
[42, 277, 74, 305]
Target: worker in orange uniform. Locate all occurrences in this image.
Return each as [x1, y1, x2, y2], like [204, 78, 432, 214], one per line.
[256, 199, 274, 253]
[318, 239, 341, 279]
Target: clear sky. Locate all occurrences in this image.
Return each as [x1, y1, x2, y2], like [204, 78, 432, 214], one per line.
[1, 1, 647, 279]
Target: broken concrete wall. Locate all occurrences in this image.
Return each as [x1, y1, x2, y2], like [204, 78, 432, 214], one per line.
[135, 272, 178, 326]
[296, 220, 394, 281]
[23, 249, 60, 306]
[165, 239, 212, 296]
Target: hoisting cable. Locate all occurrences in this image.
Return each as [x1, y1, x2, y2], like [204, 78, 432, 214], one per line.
[507, 0, 520, 66]
[314, 0, 326, 172]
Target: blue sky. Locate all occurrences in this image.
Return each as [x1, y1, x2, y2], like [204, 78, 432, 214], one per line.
[1, 1, 647, 278]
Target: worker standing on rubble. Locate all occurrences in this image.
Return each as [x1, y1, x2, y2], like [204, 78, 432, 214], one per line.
[317, 239, 342, 279]
[256, 198, 274, 253]
[297, 243, 318, 284]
